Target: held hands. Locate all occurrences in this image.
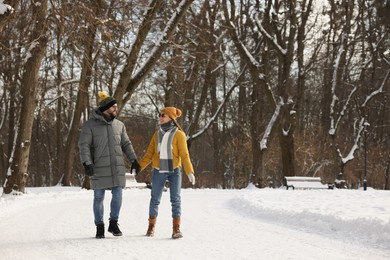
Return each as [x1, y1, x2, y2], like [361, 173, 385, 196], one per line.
[83, 163, 94, 176]
[130, 160, 141, 175]
[187, 173, 195, 185]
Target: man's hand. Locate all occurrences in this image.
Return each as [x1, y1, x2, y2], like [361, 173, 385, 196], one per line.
[130, 160, 141, 175]
[83, 163, 94, 176]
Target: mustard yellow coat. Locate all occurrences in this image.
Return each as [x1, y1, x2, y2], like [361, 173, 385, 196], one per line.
[139, 129, 194, 175]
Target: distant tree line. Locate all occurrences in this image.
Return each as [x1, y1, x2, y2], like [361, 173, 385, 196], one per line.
[1, 0, 389, 194]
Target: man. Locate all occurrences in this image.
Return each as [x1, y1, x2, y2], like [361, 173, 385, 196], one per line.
[78, 91, 140, 239]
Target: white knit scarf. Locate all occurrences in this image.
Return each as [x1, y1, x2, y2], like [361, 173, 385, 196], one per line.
[158, 124, 178, 173]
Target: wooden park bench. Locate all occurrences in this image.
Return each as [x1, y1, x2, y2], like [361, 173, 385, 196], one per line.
[284, 176, 333, 190]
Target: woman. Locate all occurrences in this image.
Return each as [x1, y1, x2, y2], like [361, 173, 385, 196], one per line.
[139, 107, 195, 239]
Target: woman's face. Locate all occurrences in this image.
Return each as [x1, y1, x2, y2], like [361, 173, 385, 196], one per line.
[159, 113, 171, 124]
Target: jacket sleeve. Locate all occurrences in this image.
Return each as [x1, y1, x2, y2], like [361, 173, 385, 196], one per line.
[78, 122, 93, 165]
[120, 124, 137, 162]
[138, 132, 157, 170]
[176, 130, 194, 175]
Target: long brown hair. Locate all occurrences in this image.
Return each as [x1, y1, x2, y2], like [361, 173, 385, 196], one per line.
[172, 119, 183, 132]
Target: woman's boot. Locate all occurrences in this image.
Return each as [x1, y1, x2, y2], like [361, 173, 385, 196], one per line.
[146, 216, 157, 237]
[172, 217, 183, 239]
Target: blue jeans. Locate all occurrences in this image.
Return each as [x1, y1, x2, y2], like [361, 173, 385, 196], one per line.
[149, 168, 182, 218]
[93, 186, 123, 226]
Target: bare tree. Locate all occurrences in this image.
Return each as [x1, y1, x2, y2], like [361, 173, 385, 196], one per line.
[3, 0, 48, 194]
[114, 0, 195, 107]
[61, 0, 105, 186]
[1, 0, 389, 191]
[319, 0, 390, 188]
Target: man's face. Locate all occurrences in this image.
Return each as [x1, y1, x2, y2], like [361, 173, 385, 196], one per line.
[104, 104, 118, 117]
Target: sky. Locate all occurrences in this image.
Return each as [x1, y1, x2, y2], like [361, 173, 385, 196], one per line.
[0, 180, 389, 260]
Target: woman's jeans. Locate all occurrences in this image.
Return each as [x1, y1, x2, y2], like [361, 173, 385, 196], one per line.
[149, 168, 182, 218]
[93, 186, 122, 225]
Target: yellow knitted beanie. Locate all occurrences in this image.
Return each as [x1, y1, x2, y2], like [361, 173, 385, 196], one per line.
[160, 107, 182, 120]
[98, 91, 117, 112]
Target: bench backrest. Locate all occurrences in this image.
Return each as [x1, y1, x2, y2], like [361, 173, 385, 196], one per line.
[284, 176, 330, 190]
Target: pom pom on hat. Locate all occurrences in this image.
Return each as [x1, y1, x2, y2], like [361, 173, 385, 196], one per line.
[160, 107, 182, 121]
[98, 91, 117, 112]
[98, 91, 109, 103]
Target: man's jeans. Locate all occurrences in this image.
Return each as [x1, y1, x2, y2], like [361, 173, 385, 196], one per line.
[93, 186, 122, 225]
[149, 168, 182, 218]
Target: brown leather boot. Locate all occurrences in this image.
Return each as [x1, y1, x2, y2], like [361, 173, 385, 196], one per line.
[172, 217, 183, 239]
[146, 216, 157, 237]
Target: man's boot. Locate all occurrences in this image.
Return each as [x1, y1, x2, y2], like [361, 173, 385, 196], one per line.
[96, 224, 105, 239]
[172, 217, 183, 239]
[108, 220, 123, 236]
[146, 216, 157, 237]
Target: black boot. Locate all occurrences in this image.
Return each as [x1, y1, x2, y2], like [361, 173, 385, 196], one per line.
[96, 224, 105, 239]
[108, 220, 123, 236]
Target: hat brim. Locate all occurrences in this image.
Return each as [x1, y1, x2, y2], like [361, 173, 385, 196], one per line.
[99, 99, 117, 112]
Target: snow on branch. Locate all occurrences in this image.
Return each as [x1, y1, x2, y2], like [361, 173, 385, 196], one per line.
[384, 55, 390, 66]
[330, 52, 376, 136]
[45, 79, 79, 106]
[337, 70, 389, 165]
[338, 118, 365, 164]
[188, 67, 247, 141]
[328, 33, 345, 136]
[0, 98, 5, 130]
[332, 85, 356, 135]
[362, 70, 390, 108]
[232, 20, 261, 68]
[24, 41, 40, 63]
[260, 97, 284, 150]
[188, 83, 239, 141]
[59, 79, 79, 88]
[0, 2, 13, 15]
[254, 13, 287, 55]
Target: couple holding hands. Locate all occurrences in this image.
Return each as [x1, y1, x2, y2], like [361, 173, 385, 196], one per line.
[78, 91, 195, 239]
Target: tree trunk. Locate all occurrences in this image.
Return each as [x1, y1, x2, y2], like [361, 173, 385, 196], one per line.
[208, 57, 222, 187]
[3, 0, 48, 194]
[277, 103, 296, 177]
[221, 0, 273, 187]
[385, 161, 390, 190]
[61, 0, 103, 186]
[268, 0, 297, 179]
[55, 10, 65, 184]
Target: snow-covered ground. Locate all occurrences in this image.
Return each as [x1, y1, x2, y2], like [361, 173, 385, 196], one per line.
[0, 184, 389, 260]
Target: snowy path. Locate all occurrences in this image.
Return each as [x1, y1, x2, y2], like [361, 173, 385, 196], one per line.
[0, 187, 389, 260]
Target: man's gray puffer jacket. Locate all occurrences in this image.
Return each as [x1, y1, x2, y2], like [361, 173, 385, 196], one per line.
[78, 108, 137, 189]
